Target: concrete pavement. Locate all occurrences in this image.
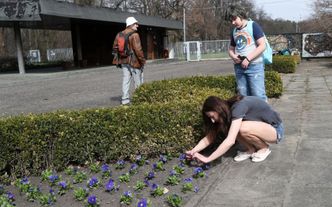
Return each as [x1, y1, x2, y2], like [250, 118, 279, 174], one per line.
[186, 59, 332, 207]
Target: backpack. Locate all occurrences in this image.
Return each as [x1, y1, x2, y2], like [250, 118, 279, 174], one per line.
[233, 20, 273, 64]
[116, 31, 135, 58]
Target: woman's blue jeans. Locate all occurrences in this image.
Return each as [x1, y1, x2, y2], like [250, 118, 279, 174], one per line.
[121, 64, 143, 104]
[234, 63, 267, 101]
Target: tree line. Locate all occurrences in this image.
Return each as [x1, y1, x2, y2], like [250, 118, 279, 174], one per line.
[71, 0, 330, 39]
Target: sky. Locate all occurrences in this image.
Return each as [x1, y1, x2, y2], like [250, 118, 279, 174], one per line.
[254, 0, 314, 22]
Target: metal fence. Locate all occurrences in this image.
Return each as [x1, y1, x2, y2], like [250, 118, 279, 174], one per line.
[169, 32, 332, 61]
[169, 40, 230, 61]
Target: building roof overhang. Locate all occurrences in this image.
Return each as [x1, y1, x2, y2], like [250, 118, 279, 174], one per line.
[0, 0, 183, 30]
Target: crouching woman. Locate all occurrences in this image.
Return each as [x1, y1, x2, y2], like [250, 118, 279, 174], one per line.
[186, 95, 284, 163]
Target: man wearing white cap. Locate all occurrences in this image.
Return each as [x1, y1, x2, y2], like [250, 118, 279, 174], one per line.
[112, 16, 146, 105]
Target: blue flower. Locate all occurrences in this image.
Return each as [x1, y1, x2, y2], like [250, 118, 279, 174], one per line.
[123, 191, 132, 197]
[49, 188, 55, 195]
[152, 163, 157, 169]
[48, 175, 59, 183]
[88, 177, 99, 188]
[194, 186, 199, 193]
[137, 198, 148, 207]
[193, 167, 205, 178]
[151, 183, 158, 191]
[101, 164, 109, 172]
[159, 155, 167, 163]
[87, 195, 97, 205]
[117, 160, 125, 165]
[179, 153, 186, 161]
[169, 170, 177, 176]
[144, 179, 150, 187]
[184, 177, 193, 183]
[6, 192, 15, 200]
[58, 181, 67, 189]
[116, 160, 126, 169]
[105, 179, 114, 192]
[146, 171, 155, 180]
[130, 163, 138, 174]
[194, 167, 203, 174]
[21, 177, 29, 185]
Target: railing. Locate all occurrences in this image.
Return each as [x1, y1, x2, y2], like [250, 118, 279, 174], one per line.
[169, 40, 230, 61]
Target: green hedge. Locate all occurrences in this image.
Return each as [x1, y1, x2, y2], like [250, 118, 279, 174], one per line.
[266, 55, 297, 73]
[0, 72, 283, 177]
[133, 71, 282, 104]
[0, 87, 230, 177]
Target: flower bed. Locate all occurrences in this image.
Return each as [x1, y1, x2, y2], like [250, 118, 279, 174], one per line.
[0, 153, 210, 207]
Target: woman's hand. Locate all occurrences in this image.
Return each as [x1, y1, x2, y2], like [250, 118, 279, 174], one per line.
[185, 150, 195, 160]
[192, 152, 209, 164]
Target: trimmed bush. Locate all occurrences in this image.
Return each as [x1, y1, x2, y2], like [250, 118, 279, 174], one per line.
[133, 72, 282, 104]
[0, 87, 234, 177]
[292, 54, 301, 64]
[132, 76, 236, 104]
[266, 55, 297, 73]
[265, 70, 283, 98]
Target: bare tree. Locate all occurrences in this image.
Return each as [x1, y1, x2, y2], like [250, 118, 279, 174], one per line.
[313, 0, 332, 37]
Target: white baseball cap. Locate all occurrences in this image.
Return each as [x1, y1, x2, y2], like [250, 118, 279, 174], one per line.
[126, 17, 138, 27]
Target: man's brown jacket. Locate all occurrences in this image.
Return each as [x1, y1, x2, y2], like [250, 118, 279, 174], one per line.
[112, 28, 146, 69]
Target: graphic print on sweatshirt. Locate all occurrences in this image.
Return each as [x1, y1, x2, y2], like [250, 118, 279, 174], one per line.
[235, 31, 252, 50]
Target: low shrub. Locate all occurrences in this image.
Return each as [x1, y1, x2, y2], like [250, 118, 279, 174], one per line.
[266, 55, 297, 73]
[265, 70, 283, 98]
[292, 54, 301, 64]
[133, 72, 282, 104]
[0, 87, 231, 177]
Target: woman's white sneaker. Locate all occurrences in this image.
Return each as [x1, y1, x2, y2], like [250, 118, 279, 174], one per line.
[251, 148, 271, 162]
[234, 151, 253, 162]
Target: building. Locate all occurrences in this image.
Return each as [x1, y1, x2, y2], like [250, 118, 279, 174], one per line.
[0, 0, 183, 73]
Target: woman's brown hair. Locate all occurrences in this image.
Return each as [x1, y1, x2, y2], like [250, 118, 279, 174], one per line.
[202, 95, 243, 139]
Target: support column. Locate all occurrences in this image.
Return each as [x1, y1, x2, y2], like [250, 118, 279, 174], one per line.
[75, 24, 83, 67]
[14, 22, 25, 74]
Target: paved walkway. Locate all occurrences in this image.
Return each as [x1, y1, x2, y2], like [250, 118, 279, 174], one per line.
[186, 59, 332, 207]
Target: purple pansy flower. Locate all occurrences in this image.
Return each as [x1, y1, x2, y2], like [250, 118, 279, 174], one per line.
[184, 177, 193, 183]
[123, 191, 132, 197]
[6, 192, 15, 200]
[159, 155, 167, 163]
[59, 181, 67, 189]
[137, 198, 148, 207]
[144, 179, 150, 187]
[101, 164, 109, 172]
[48, 175, 59, 183]
[130, 163, 138, 173]
[87, 195, 97, 205]
[151, 183, 158, 191]
[88, 177, 99, 187]
[21, 177, 30, 185]
[169, 170, 177, 176]
[105, 179, 114, 191]
[179, 153, 186, 161]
